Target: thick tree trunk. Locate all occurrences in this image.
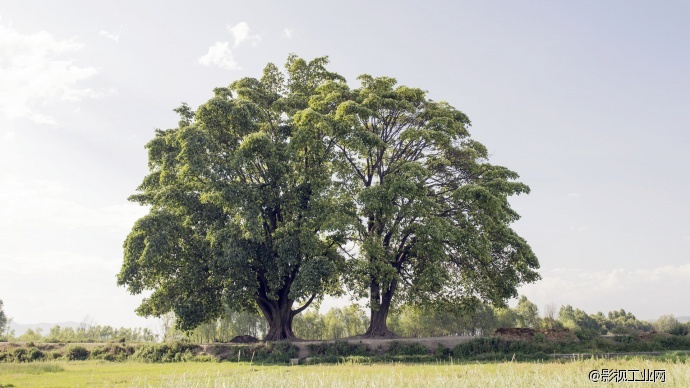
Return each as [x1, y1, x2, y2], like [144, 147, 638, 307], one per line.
[364, 302, 397, 338]
[258, 301, 296, 341]
[256, 292, 315, 341]
[363, 279, 399, 338]
[264, 308, 296, 341]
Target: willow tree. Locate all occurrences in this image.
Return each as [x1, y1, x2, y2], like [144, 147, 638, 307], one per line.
[303, 76, 540, 337]
[117, 56, 350, 340]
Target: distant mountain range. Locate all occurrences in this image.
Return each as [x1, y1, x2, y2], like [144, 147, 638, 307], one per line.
[9, 321, 82, 336]
[678, 316, 690, 323]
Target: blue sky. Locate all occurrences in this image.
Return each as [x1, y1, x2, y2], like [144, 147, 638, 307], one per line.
[1, 1, 688, 329]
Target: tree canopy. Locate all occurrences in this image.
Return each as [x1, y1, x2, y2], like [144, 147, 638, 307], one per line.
[119, 55, 540, 340]
[118, 55, 351, 340]
[301, 73, 540, 336]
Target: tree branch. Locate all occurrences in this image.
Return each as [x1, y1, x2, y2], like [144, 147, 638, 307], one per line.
[291, 293, 316, 315]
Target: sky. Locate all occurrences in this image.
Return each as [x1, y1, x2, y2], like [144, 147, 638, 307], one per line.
[1, 1, 688, 331]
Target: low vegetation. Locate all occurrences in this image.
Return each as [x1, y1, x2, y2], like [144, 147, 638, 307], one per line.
[2, 330, 689, 365]
[1, 357, 689, 387]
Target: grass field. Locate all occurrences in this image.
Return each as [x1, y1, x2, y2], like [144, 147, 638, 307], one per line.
[1, 357, 688, 387]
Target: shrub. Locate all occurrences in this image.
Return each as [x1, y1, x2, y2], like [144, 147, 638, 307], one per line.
[65, 346, 90, 361]
[131, 342, 198, 363]
[249, 341, 299, 363]
[652, 334, 690, 350]
[386, 341, 428, 356]
[589, 337, 617, 352]
[12, 348, 28, 362]
[90, 343, 134, 362]
[27, 348, 45, 362]
[451, 337, 566, 359]
[434, 343, 451, 358]
[669, 325, 689, 336]
[307, 341, 372, 357]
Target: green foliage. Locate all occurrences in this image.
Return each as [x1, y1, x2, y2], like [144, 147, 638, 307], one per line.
[37, 324, 157, 343]
[514, 296, 540, 328]
[293, 309, 327, 340]
[306, 341, 372, 357]
[293, 305, 369, 340]
[386, 341, 428, 356]
[452, 337, 538, 358]
[118, 55, 351, 339]
[179, 308, 269, 343]
[652, 334, 690, 350]
[11, 348, 28, 362]
[305, 68, 541, 335]
[65, 346, 89, 361]
[248, 341, 299, 363]
[131, 342, 198, 363]
[434, 343, 451, 358]
[90, 344, 135, 361]
[606, 309, 653, 334]
[557, 305, 604, 340]
[669, 325, 689, 336]
[655, 314, 687, 335]
[120, 54, 541, 339]
[26, 348, 45, 362]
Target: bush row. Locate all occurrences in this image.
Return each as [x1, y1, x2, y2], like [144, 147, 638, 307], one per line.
[1, 334, 688, 364]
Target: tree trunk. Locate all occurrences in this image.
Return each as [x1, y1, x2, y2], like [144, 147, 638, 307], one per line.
[258, 302, 296, 341]
[363, 280, 399, 338]
[256, 292, 315, 341]
[264, 309, 296, 341]
[364, 303, 397, 338]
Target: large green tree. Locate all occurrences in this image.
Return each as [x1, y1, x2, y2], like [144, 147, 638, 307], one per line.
[118, 56, 350, 340]
[303, 75, 540, 337]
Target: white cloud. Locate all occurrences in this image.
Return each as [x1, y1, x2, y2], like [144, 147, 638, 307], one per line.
[198, 41, 240, 70]
[568, 224, 589, 232]
[0, 173, 152, 326]
[197, 22, 261, 71]
[283, 28, 294, 39]
[567, 193, 581, 197]
[0, 174, 148, 230]
[0, 21, 105, 124]
[99, 30, 119, 42]
[518, 264, 690, 319]
[227, 21, 261, 47]
[2, 130, 15, 141]
[62, 87, 118, 101]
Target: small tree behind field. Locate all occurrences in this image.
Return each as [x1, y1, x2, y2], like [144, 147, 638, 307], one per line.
[655, 314, 689, 335]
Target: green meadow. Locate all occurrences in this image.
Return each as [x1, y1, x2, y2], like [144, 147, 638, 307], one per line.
[1, 357, 688, 387]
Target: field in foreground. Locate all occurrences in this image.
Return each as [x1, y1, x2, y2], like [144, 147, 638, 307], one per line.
[1, 357, 688, 387]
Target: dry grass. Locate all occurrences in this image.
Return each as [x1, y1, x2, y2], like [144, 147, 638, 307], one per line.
[0, 357, 688, 387]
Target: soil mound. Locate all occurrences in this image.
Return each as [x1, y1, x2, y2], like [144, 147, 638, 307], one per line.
[228, 335, 260, 343]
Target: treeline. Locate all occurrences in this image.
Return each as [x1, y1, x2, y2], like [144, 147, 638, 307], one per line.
[1, 325, 157, 343]
[164, 309, 269, 343]
[177, 296, 689, 342]
[3, 297, 686, 344]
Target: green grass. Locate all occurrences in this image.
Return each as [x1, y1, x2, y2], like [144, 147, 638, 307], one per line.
[0, 357, 688, 387]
